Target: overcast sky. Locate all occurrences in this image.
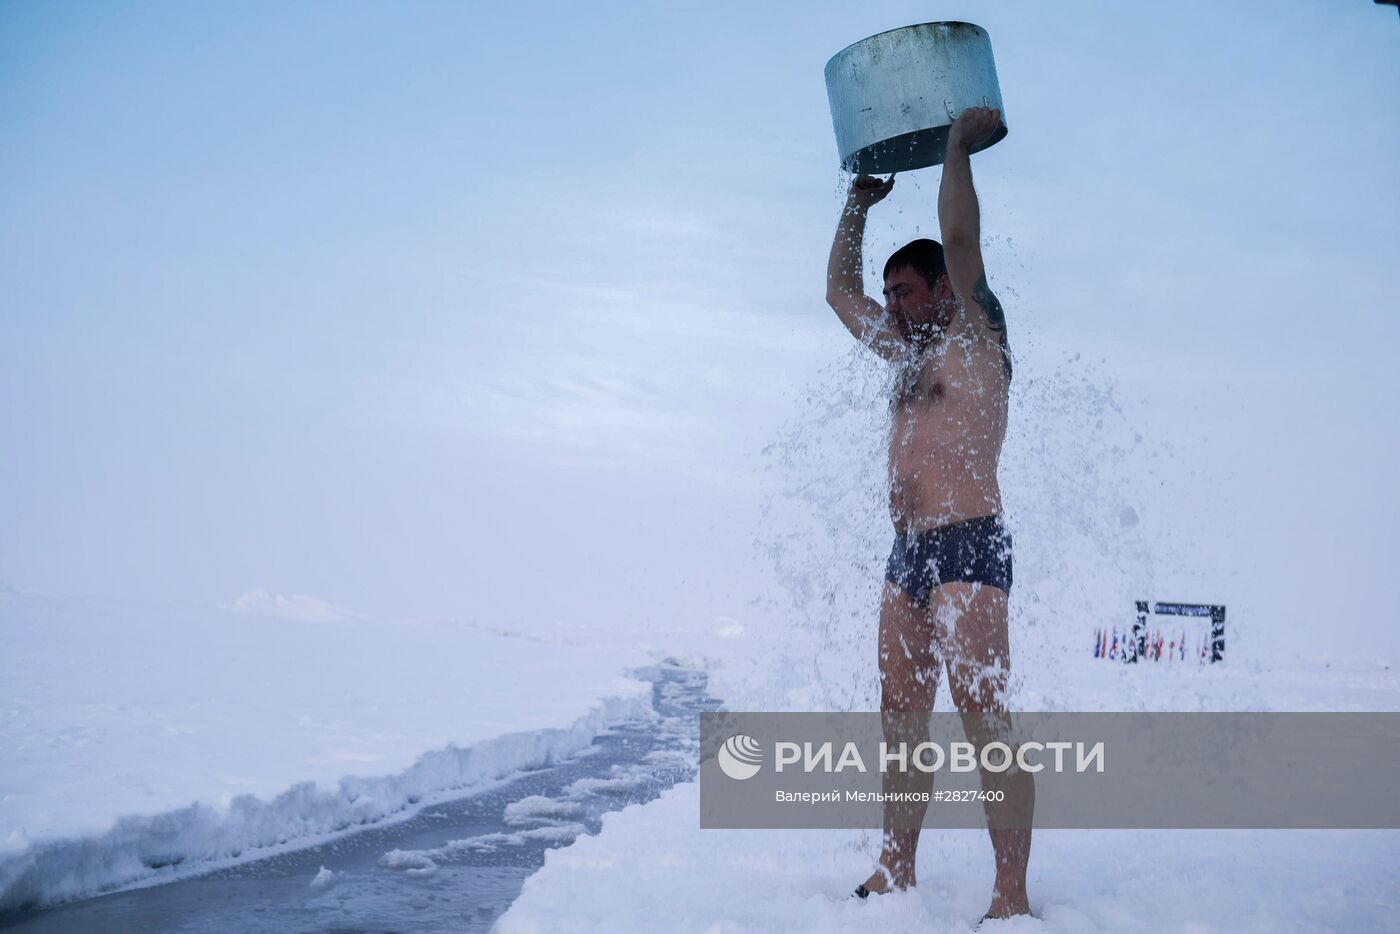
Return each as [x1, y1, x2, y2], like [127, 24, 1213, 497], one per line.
[2, 1, 1396, 658]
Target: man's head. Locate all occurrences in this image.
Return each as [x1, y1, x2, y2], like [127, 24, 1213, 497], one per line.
[882, 239, 957, 341]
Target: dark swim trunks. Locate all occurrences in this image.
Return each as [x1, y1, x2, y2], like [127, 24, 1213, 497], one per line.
[885, 514, 1013, 607]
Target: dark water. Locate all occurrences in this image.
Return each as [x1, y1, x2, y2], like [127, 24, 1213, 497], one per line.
[0, 663, 717, 933]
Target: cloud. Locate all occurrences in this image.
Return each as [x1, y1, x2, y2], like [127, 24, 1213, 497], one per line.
[352, 273, 836, 476]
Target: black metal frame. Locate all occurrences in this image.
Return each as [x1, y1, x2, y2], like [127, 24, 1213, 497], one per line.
[1131, 600, 1226, 664]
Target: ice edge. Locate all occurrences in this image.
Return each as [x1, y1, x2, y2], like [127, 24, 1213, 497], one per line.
[0, 686, 654, 913]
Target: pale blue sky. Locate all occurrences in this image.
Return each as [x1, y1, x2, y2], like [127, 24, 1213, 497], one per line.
[2, 1, 1396, 655]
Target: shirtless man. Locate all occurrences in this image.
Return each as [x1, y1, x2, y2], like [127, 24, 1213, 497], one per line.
[824, 106, 1032, 920]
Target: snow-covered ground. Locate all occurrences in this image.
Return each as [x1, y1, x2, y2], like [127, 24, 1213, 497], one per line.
[0, 587, 668, 911]
[496, 780, 1400, 934]
[497, 651, 1400, 933]
[3, 580, 1396, 928]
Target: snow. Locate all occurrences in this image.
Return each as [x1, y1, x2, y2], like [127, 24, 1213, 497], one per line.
[3, 449, 1397, 929]
[4, 580, 1396, 928]
[220, 588, 360, 623]
[308, 865, 336, 889]
[503, 795, 584, 826]
[495, 780, 1400, 934]
[0, 588, 656, 911]
[378, 849, 440, 877]
[497, 652, 1400, 933]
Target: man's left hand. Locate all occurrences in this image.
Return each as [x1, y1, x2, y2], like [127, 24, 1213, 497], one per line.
[949, 106, 1003, 152]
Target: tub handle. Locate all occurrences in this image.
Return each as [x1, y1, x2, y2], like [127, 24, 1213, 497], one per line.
[945, 96, 993, 119]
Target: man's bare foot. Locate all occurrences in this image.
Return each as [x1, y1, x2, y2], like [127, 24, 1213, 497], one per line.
[855, 864, 909, 898]
[982, 889, 1032, 919]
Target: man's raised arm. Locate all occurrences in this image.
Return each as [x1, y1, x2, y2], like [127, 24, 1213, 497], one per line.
[938, 107, 1007, 341]
[826, 174, 905, 361]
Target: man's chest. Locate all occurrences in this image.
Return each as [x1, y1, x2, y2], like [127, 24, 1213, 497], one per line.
[892, 355, 968, 409]
[891, 347, 1004, 420]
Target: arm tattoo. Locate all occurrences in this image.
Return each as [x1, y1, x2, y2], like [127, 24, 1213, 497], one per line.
[972, 272, 1006, 333]
[972, 272, 1012, 380]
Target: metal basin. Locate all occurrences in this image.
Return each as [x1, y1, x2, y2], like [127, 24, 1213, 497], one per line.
[825, 22, 1007, 174]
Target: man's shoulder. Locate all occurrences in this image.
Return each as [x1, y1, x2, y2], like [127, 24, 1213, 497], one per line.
[944, 330, 1011, 377]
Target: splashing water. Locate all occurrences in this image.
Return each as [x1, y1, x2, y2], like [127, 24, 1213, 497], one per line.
[746, 249, 1176, 718]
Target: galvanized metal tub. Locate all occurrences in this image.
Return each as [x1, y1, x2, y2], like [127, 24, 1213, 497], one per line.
[825, 22, 1007, 174]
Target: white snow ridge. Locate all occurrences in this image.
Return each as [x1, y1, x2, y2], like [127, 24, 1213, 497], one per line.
[0, 590, 655, 911]
[221, 589, 355, 622]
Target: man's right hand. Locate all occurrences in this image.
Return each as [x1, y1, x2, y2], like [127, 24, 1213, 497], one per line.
[845, 173, 895, 211]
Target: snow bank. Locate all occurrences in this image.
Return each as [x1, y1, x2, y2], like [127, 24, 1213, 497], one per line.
[0, 589, 655, 910]
[220, 588, 359, 622]
[499, 645, 1399, 932]
[497, 780, 1400, 934]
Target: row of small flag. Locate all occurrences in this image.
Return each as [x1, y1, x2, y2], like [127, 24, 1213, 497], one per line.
[1093, 627, 1211, 663]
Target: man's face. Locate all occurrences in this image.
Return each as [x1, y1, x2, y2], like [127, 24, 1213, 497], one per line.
[883, 267, 952, 336]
